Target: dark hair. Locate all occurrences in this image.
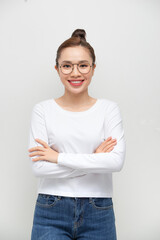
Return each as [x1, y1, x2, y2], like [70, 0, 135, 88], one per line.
[55, 29, 96, 67]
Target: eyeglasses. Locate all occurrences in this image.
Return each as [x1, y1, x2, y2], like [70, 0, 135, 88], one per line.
[59, 62, 93, 75]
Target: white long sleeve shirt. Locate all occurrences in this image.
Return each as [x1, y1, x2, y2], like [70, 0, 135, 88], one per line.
[28, 98, 126, 197]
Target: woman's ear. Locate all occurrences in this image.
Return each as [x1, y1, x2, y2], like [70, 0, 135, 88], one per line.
[55, 65, 59, 73]
[92, 64, 96, 75]
[93, 64, 96, 70]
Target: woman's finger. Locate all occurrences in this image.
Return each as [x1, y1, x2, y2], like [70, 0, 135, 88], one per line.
[104, 137, 112, 144]
[35, 138, 49, 148]
[98, 141, 116, 153]
[28, 146, 46, 152]
[100, 139, 116, 151]
[103, 146, 114, 152]
[29, 151, 45, 157]
[105, 137, 112, 141]
[104, 141, 117, 151]
[105, 146, 114, 152]
[104, 141, 117, 149]
[32, 156, 45, 162]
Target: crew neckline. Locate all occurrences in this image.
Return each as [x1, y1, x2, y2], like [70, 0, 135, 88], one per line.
[51, 98, 101, 116]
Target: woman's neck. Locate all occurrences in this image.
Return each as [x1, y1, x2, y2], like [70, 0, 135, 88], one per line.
[55, 94, 97, 110]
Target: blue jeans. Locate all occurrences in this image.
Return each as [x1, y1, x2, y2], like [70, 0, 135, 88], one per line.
[31, 193, 117, 240]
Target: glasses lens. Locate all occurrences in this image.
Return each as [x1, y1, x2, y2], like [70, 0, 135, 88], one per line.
[61, 63, 72, 74]
[78, 63, 90, 74]
[60, 62, 91, 74]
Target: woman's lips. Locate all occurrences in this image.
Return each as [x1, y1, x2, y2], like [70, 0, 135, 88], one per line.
[68, 80, 84, 86]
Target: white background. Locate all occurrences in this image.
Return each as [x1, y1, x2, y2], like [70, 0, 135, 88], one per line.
[0, 0, 160, 239]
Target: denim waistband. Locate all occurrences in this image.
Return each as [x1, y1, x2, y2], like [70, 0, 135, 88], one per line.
[38, 193, 111, 203]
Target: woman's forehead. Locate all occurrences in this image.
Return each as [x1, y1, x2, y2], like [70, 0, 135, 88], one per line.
[59, 46, 92, 62]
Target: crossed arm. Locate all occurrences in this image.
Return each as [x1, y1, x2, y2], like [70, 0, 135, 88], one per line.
[28, 103, 126, 178]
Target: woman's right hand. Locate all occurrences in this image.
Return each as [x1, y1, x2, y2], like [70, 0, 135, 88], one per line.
[94, 137, 117, 153]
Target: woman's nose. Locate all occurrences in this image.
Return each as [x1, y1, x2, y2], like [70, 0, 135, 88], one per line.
[70, 65, 81, 76]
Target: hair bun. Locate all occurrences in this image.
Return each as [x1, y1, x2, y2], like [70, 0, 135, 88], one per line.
[71, 29, 86, 41]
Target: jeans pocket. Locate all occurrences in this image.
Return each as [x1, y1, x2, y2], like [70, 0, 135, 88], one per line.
[90, 197, 113, 210]
[36, 193, 61, 208]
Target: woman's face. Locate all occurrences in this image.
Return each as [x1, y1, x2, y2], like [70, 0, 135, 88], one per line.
[55, 46, 96, 94]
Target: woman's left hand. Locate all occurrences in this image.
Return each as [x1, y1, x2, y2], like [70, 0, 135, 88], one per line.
[28, 139, 59, 164]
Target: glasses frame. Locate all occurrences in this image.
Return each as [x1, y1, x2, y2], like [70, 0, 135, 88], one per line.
[59, 62, 94, 75]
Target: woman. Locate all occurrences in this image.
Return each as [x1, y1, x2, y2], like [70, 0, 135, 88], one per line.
[28, 29, 126, 240]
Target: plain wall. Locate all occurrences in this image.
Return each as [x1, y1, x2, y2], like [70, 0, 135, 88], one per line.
[0, 0, 160, 239]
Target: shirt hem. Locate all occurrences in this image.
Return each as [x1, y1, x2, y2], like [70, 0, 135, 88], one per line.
[37, 190, 113, 198]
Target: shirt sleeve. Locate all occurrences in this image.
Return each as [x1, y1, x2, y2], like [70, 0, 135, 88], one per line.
[28, 103, 87, 178]
[57, 102, 126, 174]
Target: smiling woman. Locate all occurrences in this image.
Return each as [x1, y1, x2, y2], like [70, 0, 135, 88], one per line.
[54, 44, 96, 99]
[28, 29, 126, 240]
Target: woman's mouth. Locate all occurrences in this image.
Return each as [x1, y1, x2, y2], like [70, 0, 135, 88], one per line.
[68, 80, 84, 86]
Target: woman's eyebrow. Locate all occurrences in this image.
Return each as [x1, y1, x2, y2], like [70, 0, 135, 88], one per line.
[62, 60, 89, 63]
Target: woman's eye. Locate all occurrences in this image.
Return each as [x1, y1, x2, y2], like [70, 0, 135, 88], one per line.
[63, 65, 71, 68]
[80, 64, 88, 68]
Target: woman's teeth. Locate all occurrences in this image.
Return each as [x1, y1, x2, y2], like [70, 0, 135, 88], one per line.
[68, 80, 84, 86]
[70, 81, 82, 83]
